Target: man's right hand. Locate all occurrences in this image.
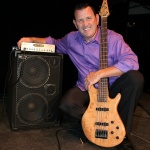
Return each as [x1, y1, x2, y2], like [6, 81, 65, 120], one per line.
[17, 37, 46, 49]
[17, 37, 34, 49]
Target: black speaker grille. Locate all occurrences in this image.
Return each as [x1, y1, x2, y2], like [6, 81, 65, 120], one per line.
[7, 52, 63, 130]
[17, 93, 48, 125]
[18, 56, 50, 88]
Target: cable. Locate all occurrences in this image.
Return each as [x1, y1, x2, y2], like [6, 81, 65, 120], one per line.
[0, 50, 26, 122]
[55, 127, 87, 150]
[133, 114, 150, 119]
[56, 128, 64, 150]
[131, 132, 150, 144]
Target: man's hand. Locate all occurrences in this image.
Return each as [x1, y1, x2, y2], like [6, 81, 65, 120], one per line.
[17, 37, 34, 49]
[84, 71, 101, 90]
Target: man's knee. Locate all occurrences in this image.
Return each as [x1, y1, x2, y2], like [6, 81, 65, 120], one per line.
[126, 70, 144, 86]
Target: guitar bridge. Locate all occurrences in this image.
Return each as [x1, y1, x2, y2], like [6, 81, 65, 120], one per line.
[95, 129, 108, 139]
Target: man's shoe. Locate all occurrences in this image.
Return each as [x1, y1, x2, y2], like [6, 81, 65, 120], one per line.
[116, 136, 135, 150]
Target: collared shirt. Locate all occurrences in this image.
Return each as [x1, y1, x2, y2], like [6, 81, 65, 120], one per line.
[46, 26, 139, 91]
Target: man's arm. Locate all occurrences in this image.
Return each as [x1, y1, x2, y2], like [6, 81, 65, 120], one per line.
[85, 66, 124, 90]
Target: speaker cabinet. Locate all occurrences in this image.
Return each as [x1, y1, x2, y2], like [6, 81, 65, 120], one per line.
[7, 51, 63, 130]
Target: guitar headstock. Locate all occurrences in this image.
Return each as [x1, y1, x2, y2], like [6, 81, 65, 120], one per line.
[99, 0, 110, 17]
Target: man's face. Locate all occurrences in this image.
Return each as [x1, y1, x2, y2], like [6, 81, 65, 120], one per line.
[73, 6, 99, 43]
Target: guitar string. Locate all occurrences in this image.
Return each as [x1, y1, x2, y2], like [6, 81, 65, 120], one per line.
[100, 16, 108, 139]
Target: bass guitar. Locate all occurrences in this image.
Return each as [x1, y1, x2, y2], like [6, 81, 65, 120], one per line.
[81, 0, 126, 147]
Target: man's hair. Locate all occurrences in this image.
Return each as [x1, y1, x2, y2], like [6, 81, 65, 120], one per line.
[73, 3, 96, 19]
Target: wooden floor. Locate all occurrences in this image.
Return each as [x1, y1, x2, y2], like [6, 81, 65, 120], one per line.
[0, 92, 150, 150]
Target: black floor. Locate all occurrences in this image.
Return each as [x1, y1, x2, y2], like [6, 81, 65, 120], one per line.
[0, 92, 150, 150]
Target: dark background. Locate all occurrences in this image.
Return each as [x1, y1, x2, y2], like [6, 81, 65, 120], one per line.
[1, 0, 150, 97]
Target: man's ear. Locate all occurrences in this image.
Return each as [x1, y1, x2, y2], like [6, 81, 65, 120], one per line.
[96, 14, 100, 25]
[73, 19, 78, 29]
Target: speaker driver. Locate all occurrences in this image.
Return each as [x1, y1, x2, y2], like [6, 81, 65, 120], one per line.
[18, 56, 50, 88]
[16, 93, 48, 125]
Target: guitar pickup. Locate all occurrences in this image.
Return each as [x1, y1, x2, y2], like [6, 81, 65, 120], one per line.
[96, 107, 109, 111]
[95, 122, 109, 126]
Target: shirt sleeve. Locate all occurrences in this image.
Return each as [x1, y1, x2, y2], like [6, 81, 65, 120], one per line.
[109, 33, 139, 72]
[45, 35, 69, 54]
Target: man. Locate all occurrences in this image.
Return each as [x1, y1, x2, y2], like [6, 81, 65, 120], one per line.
[17, 3, 144, 150]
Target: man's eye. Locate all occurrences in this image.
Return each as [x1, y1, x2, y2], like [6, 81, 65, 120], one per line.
[87, 17, 91, 20]
[78, 20, 83, 23]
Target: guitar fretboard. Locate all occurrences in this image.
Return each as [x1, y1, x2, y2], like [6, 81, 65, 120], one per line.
[98, 9, 109, 102]
[100, 17, 108, 69]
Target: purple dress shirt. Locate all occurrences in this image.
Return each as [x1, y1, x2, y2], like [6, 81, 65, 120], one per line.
[46, 26, 139, 91]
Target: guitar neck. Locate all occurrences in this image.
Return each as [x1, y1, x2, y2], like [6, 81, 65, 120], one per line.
[98, 17, 108, 102]
[99, 0, 110, 70]
[100, 17, 108, 69]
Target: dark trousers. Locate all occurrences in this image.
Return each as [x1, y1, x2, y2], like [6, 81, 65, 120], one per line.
[59, 70, 144, 133]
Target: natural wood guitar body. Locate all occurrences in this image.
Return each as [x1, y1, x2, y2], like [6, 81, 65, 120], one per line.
[82, 85, 126, 147]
